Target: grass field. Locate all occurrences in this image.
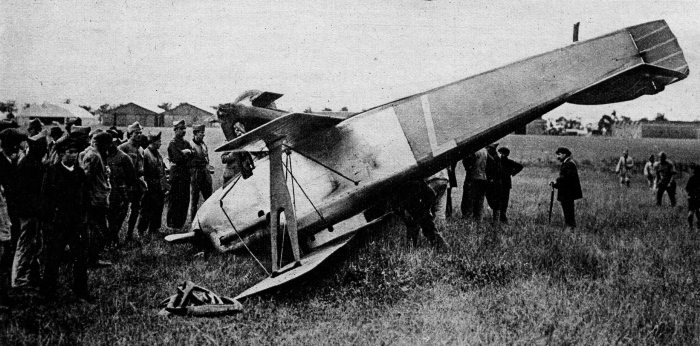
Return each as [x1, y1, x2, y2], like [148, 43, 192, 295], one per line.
[2, 133, 700, 345]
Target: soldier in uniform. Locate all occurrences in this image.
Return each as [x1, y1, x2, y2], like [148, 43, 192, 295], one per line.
[138, 132, 168, 236]
[80, 131, 112, 267]
[166, 120, 193, 230]
[12, 133, 47, 290]
[221, 122, 254, 185]
[654, 151, 677, 206]
[615, 149, 634, 187]
[118, 122, 147, 241]
[189, 124, 213, 222]
[105, 131, 137, 247]
[0, 123, 24, 310]
[40, 137, 91, 301]
[461, 148, 488, 221]
[26, 119, 43, 137]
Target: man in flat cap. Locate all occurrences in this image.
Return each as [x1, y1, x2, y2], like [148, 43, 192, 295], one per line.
[188, 124, 213, 222]
[106, 132, 137, 247]
[551, 147, 583, 229]
[12, 134, 47, 291]
[166, 120, 193, 230]
[138, 132, 168, 236]
[80, 131, 112, 267]
[497, 147, 523, 223]
[118, 122, 147, 242]
[40, 137, 91, 301]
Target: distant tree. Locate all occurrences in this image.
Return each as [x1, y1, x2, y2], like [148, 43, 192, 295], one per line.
[158, 102, 172, 111]
[655, 112, 668, 122]
[303, 107, 313, 113]
[0, 100, 17, 118]
[96, 104, 112, 115]
[639, 117, 649, 123]
[619, 115, 632, 123]
[322, 107, 332, 112]
[340, 106, 348, 111]
[598, 114, 615, 135]
[79, 105, 92, 113]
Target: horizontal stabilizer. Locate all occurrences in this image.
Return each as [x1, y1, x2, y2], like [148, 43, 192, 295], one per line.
[165, 232, 197, 244]
[251, 92, 283, 108]
[215, 112, 352, 152]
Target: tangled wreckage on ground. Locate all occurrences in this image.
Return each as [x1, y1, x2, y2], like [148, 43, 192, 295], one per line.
[167, 20, 689, 304]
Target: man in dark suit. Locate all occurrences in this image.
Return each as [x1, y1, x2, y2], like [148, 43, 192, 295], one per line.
[551, 147, 583, 229]
[497, 147, 523, 223]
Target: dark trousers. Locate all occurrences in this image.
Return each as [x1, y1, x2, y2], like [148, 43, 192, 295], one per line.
[167, 173, 191, 229]
[189, 168, 212, 222]
[560, 199, 576, 228]
[107, 197, 129, 244]
[87, 206, 108, 263]
[126, 189, 144, 239]
[12, 217, 42, 288]
[656, 182, 677, 206]
[41, 221, 88, 296]
[499, 188, 511, 222]
[461, 180, 487, 221]
[138, 189, 165, 234]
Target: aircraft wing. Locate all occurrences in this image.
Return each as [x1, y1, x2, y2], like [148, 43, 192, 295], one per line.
[215, 112, 352, 152]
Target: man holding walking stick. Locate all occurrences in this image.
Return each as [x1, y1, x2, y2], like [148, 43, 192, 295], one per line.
[550, 147, 583, 230]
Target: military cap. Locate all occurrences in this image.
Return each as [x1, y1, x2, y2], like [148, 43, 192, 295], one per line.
[71, 125, 91, 136]
[555, 147, 571, 156]
[108, 126, 124, 141]
[27, 133, 48, 153]
[89, 128, 104, 138]
[65, 117, 82, 130]
[54, 136, 83, 153]
[49, 126, 64, 139]
[92, 131, 113, 146]
[0, 119, 19, 132]
[0, 128, 28, 147]
[146, 131, 162, 143]
[192, 124, 205, 133]
[127, 121, 143, 133]
[27, 118, 43, 132]
[173, 119, 186, 129]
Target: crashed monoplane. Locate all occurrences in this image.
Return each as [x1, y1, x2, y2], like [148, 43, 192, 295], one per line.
[169, 20, 688, 300]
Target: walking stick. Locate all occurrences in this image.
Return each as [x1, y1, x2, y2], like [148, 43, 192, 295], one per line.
[548, 183, 555, 223]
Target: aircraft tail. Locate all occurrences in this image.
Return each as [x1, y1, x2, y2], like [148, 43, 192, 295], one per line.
[568, 20, 689, 105]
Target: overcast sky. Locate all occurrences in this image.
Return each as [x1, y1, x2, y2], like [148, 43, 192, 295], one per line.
[1, 0, 699, 124]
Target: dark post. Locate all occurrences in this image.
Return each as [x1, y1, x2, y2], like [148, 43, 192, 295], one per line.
[573, 22, 580, 42]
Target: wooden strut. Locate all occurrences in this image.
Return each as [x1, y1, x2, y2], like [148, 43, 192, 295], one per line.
[268, 139, 302, 275]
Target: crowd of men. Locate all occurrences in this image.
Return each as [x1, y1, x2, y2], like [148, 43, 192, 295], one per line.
[0, 117, 214, 310]
[3, 113, 697, 312]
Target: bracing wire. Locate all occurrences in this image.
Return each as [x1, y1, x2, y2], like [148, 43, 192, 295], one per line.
[218, 175, 271, 276]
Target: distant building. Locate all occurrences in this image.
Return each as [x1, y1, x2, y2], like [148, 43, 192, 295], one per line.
[607, 121, 700, 139]
[514, 117, 547, 135]
[162, 103, 215, 127]
[103, 103, 163, 127]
